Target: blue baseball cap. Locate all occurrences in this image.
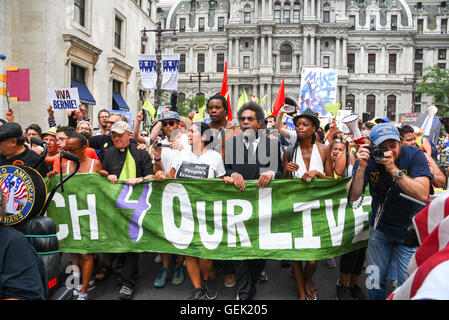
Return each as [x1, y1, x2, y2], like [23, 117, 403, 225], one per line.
[160, 111, 181, 122]
[369, 123, 400, 146]
[374, 117, 391, 124]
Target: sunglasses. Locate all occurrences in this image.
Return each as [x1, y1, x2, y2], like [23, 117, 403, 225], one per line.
[240, 116, 256, 122]
[162, 121, 176, 127]
[63, 146, 82, 152]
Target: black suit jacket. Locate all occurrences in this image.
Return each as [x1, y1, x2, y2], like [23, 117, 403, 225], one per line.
[224, 133, 283, 180]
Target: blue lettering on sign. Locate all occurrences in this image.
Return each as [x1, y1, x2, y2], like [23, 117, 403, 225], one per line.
[162, 60, 180, 72]
[139, 60, 157, 73]
[299, 70, 337, 114]
[53, 100, 77, 110]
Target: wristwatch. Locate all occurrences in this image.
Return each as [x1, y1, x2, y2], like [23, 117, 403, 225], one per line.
[393, 169, 405, 181]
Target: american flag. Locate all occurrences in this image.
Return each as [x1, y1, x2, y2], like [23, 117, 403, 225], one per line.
[388, 190, 449, 300]
[0, 175, 27, 211]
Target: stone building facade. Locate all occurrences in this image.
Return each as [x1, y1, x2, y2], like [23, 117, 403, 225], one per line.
[160, 0, 449, 121]
[1, 0, 158, 129]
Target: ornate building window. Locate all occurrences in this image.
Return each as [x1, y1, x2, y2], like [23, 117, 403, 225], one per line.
[274, 1, 281, 22]
[197, 53, 205, 72]
[179, 53, 186, 73]
[217, 53, 225, 72]
[346, 94, 355, 112]
[244, 3, 252, 23]
[218, 17, 225, 31]
[415, 62, 423, 76]
[284, 1, 291, 23]
[442, 18, 448, 33]
[323, 2, 330, 23]
[323, 56, 330, 68]
[243, 56, 250, 69]
[349, 15, 356, 30]
[389, 54, 396, 74]
[347, 53, 355, 73]
[438, 49, 447, 60]
[415, 49, 423, 60]
[280, 44, 292, 69]
[368, 54, 376, 73]
[74, 0, 85, 27]
[366, 94, 376, 118]
[417, 19, 424, 33]
[179, 18, 186, 32]
[199, 17, 205, 32]
[293, 1, 300, 22]
[387, 95, 396, 122]
[391, 15, 397, 30]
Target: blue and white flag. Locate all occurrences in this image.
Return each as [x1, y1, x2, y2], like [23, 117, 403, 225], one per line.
[161, 54, 180, 91]
[139, 54, 157, 90]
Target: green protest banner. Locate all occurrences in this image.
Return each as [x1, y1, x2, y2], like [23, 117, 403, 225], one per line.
[45, 174, 371, 261]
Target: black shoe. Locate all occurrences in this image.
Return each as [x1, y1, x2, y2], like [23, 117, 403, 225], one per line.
[118, 285, 133, 300]
[203, 280, 217, 300]
[257, 270, 268, 283]
[336, 281, 354, 300]
[348, 284, 367, 300]
[188, 288, 205, 300]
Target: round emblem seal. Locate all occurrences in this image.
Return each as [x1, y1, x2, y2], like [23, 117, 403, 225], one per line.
[0, 165, 47, 226]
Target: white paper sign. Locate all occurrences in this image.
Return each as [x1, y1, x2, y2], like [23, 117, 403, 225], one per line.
[298, 68, 338, 115]
[139, 54, 158, 90]
[48, 88, 80, 111]
[161, 54, 180, 91]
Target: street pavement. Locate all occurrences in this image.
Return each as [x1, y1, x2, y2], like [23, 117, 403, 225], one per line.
[67, 252, 374, 301]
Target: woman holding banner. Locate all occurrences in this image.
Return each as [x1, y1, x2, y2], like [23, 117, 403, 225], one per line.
[283, 108, 333, 300]
[154, 122, 226, 300]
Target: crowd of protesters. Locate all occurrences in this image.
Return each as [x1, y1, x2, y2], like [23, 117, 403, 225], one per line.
[1, 95, 448, 301]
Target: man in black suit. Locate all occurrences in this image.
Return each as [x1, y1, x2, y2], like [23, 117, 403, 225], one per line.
[223, 101, 283, 300]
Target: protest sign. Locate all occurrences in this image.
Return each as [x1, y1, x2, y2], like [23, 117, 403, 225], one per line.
[45, 175, 370, 261]
[299, 68, 338, 115]
[48, 88, 80, 111]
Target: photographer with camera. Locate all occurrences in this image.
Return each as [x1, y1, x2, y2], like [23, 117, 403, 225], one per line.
[347, 123, 431, 300]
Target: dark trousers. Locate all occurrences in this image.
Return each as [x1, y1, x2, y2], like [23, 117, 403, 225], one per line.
[121, 253, 139, 289]
[234, 259, 266, 300]
[339, 247, 366, 276]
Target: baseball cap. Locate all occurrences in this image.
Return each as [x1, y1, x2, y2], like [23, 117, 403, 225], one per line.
[374, 117, 391, 124]
[369, 123, 400, 145]
[160, 111, 181, 122]
[110, 121, 131, 134]
[0, 122, 23, 142]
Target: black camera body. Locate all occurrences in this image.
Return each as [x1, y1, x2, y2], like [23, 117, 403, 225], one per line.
[368, 145, 388, 161]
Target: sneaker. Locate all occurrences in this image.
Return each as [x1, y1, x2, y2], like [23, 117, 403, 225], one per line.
[224, 274, 236, 288]
[326, 257, 337, 268]
[74, 280, 96, 295]
[154, 253, 161, 264]
[188, 287, 205, 300]
[203, 280, 217, 300]
[154, 268, 171, 288]
[118, 285, 134, 300]
[348, 284, 367, 300]
[172, 265, 185, 285]
[76, 293, 88, 300]
[336, 281, 354, 300]
[257, 270, 268, 283]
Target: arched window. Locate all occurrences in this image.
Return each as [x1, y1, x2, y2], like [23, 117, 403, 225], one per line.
[280, 44, 293, 69]
[346, 94, 355, 112]
[274, 1, 282, 22]
[293, 1, 301, 22]
[387, 95, 396, 122]
[323, 2, 331, 23]
[283, 1, 291, 23]
[366, 94, 376, 118]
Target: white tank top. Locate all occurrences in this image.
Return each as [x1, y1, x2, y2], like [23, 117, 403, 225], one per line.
[66, 158, 95, 174]
[292, 143, 324, 179]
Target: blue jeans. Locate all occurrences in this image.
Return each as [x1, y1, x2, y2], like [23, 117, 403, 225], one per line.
[365, 227, 417, 300]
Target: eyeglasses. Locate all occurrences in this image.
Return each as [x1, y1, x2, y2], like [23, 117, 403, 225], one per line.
[63, 146, 82, 152]
[107, 121, 117, 125]
[140, 133, 149, 137]
[240, 116, 256, 122]
[162, 121, 176, 127]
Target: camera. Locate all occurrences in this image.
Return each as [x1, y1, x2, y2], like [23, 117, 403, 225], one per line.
[367, 145, 388, 161]
[283, 105, 296, 113]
